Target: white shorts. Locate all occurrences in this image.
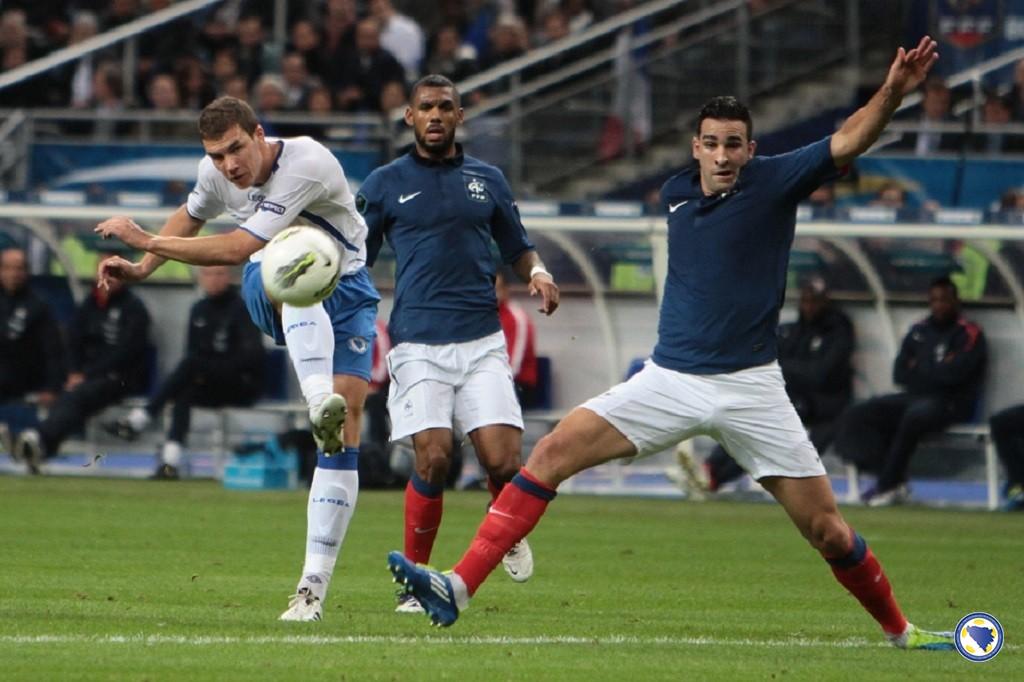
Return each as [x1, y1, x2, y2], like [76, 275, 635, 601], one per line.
[386, 331, 524, 441]
[582, 360, 826, 480]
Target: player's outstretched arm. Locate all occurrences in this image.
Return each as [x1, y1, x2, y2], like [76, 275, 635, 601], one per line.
[512, 250, 560, 316]
[96, 206, 205, 288]
[830, 35, 938, 168]
[96, 215, 263, 268]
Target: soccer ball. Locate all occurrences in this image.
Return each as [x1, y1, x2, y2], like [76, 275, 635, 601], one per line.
[260, 226, 342, 307]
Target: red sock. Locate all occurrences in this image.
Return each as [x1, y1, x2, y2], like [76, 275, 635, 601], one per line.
[404, 474, 444, 565]
[454, 467, 556, 595]
[827, 531, 908, 635]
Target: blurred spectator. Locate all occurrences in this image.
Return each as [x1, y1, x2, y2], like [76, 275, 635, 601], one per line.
[496, 271, 539, 407]
[973, 90, 1023, 154]
[989, 404, 1024, 511]
[221, 74, 250, 101]
[319, 0, 358, 87]
[0, 9, 44, 107]
[334, 17, 406, 113]
[104, 265, 264, 480]
[535, 8, 570, 47]
[560, 0, 596, 33]
[65, 11, 101, 108]
[0, 247, 65, 408]
[236, 14, 282, 87]
[901, 78, 961, 155]
[370, 0, 425, 82]
[998, 187, 1024, 213]
[380, 80, 407, 116]
[424, 24, 479, 84]
[88, 61, 132, 138]
[211, 47, 241, 94]
[288, 18, 326, 84]
[253, 73, 287, 133]
[13, 253, 151, 474]
[174, 55, 216, 110]
[805, 182, 837, 216]
[704, 277, 854, 492]
[479, 13, 529, 72]
[145, 72, 194, 139]
[1009, 58, 1024, 121]
[835, 276, 987, 507]
[103, 0, 140, 31]
[281, 52, 315, 110]
[599, 2, 652, 161]
[870, 181, 908, 209]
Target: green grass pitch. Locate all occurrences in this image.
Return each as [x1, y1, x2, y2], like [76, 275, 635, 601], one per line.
[0, 475, 1019, 681]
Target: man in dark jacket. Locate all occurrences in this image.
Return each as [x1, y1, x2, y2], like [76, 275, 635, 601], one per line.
[0, 247, 66, 405]
[836, 275, 986, 506]
[13, 253, 150, 473]
[703, 277, 854, 491]
[105, 265, 265, 479]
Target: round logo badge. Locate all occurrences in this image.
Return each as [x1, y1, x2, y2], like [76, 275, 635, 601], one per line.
[347, 336, 369, 354]
[954, 612, 1003, 662]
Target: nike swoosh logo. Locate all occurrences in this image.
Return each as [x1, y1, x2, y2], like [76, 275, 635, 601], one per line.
[413, 526, 437, 535]
[398, 192, 422, 204]
[669, 200, 689, 213]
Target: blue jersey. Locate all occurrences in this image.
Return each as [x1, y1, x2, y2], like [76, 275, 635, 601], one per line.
[358, 148, 534, 345]
[653, 137, 838, 374]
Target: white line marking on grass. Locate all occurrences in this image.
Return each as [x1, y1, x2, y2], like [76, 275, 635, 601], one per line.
[0, 633, 983, 650]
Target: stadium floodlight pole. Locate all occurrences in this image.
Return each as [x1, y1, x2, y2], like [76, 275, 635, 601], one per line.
[0, 0, 221, 92]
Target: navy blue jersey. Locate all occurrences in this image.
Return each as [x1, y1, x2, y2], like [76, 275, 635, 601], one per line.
[653, 137, 838, 374]
[359, 148, 534, 345]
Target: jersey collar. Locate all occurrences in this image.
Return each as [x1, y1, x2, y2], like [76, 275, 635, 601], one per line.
[409, 143, 464, 168]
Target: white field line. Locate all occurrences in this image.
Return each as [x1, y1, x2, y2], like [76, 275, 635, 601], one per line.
[0, 633, 1003, 650]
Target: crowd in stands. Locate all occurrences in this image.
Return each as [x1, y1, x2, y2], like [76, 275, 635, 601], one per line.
[0, 0, 619, 118]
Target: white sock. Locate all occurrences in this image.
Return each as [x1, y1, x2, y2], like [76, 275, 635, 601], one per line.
[128, 407, 151, 431]
[449, 572, 470, 611]
[160, 440, 183, 467]
[281, 302, 335, 411]
[298, 467, 359, 601]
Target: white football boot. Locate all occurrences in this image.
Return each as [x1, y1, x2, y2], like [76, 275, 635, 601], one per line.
[502, 538, 533, 583]
[279, 587, 323, 622]
[310, 393, 347, 456]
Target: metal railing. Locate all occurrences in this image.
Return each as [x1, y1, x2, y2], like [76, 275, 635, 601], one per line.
[425, 0, 878, 194]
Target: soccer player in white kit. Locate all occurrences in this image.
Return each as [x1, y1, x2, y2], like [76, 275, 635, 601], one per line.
[96, 97, 379, 622]
[388, 38, 958, 651]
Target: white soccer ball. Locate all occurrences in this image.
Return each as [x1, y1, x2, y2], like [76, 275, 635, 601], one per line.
[260, 226, 342, 307]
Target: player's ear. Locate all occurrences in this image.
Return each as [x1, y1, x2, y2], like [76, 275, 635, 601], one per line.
[748, 139, 757, 157]
[455, 107, 465, 126]
[404, 106, 414, 127]
[253, 124, 266, 142]
[691, 136, 700, 160]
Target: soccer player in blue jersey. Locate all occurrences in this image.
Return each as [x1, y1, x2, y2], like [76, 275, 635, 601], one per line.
[358, 75, 560, 613]
[94, 97, 378, 622]
[388, 38, 957, 650]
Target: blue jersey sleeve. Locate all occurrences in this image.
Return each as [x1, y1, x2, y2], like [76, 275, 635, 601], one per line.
[488, 170, 534, 264]
[357, 169, 390, 267]
[762, 137, 838, 202]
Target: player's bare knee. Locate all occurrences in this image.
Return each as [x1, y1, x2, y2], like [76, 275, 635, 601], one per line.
[415, 445, 451, 485]
[528, 432, 575, 484]
[809, 514, 849, 555]
[483, 458, 519, 484]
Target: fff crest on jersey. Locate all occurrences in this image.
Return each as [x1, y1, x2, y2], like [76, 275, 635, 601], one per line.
[954, 612, 1003, 661]
[464, 175, 488, 202]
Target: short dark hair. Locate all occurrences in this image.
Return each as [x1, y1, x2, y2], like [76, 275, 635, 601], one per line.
[696, 96, 753, 139]
[929, 274, 958, 296]
[410, 74, 460, 106]
[198, 96, 260, 140]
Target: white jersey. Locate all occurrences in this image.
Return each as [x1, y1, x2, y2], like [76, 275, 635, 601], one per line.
[186, 136, 367, 275]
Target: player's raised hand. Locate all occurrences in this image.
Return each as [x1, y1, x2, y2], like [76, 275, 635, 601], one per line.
[95, 215, 153, 250]
[529, 273, 560, 315]
[886, 35, 939, 97]
[96, 255, 148, 290]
